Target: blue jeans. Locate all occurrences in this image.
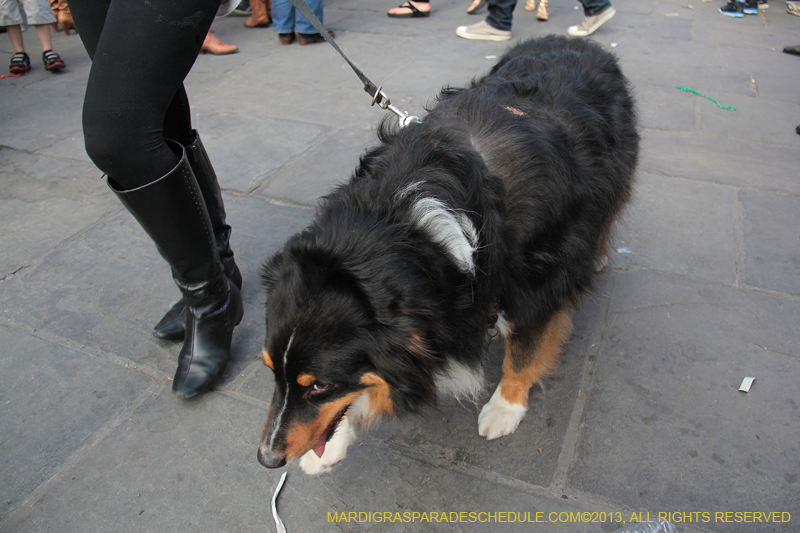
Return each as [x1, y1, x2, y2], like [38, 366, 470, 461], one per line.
[272, 0, 323, 34]
[579, 0, 612, 16]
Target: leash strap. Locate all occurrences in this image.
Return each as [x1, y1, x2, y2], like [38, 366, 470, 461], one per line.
[285, 0, 420, 126]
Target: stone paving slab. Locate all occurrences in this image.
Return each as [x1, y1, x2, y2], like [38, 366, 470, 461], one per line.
[718, 46, 800, 104]
[695, 17, 797, 50]
[634, 84, 698, 132]
[0, 324, 155, 523]
[696, 92, 800, 147]
[0, 148, 118, 278]
[191, 110, 331, 194]
[571, 269, 799, 533]
[739, 190, 800, 296]
[637, 130, 800, 195]
[612, 172, 738, 285]
[252, 124, 375, 205]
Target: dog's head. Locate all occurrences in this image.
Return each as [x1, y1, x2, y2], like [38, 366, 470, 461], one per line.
[256, 226, 439, 469]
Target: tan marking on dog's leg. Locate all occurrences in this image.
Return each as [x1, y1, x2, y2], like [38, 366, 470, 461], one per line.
[297, 373, 317, 387]
[479, 310, 573, 439]
[283, 391, 361, 461]
[262, 348, 274, 370]
[360, 372, 394, 418]
[500, 309, 572, 404]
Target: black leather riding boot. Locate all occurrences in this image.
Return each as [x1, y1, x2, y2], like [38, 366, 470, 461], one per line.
[109, 140, 244, 398]
[152, 130, 243, 341]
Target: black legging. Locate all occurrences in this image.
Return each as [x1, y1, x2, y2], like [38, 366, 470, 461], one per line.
[70, 0, 221, 190]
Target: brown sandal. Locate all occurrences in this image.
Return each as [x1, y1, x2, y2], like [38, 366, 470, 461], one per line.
[523, 0, 536, 12]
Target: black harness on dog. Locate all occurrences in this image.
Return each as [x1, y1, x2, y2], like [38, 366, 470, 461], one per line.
[285, 0, 420, 128]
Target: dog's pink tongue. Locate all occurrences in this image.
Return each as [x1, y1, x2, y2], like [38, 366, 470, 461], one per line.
[313, 432, 328, 458]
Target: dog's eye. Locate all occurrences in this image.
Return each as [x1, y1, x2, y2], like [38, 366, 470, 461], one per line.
[310, 382, 332, 395]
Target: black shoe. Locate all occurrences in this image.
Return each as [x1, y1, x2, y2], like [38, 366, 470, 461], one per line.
[109, 140, 244, 398]
[743, 0, 759, 14]
[9, 52, 30, 74]
[784, 45, 800, 56]
[42, 50, 65, 72]
[719, 0, 744, 16]
[152, 131, 243, 341]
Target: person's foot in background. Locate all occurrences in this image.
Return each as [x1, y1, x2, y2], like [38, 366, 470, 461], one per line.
[201, 31, 239, 55]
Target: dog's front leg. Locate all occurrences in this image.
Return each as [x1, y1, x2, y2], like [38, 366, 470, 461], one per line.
[479, 309, 572, 439]
[299, 415, 357, 475]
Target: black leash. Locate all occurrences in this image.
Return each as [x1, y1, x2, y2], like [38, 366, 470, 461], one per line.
[285, 0, 420, 127]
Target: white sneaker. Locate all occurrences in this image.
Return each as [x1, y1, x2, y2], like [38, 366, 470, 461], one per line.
[456, 20, 511, 41]
[567, 6, 616, 36]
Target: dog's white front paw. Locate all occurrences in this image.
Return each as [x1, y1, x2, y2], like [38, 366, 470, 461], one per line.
[478, 386, 527, 440]
[299, 416, 355, 475]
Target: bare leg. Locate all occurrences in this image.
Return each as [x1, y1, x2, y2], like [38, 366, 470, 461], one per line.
[6, 26, 25, 52]
[33, 24, 55, 51]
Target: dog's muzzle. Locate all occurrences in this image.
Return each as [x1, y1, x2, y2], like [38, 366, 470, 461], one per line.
[257, 445, 287, 469]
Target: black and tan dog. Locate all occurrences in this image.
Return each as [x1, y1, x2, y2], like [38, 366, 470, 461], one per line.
[257, 36, 638, 474]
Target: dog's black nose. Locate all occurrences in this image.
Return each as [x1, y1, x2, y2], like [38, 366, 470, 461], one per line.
[257, 447, 287, 469]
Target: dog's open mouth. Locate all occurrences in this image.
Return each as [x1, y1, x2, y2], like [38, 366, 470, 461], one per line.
[312, 407, 348, 458]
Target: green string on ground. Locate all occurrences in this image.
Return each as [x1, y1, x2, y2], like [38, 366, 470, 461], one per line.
[675, 86, 736, 111]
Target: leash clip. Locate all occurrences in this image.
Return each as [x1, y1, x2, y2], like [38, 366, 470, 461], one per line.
[371, 86, 420, 128]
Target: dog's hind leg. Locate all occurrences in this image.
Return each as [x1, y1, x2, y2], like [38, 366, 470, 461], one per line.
[478, 308, 572, 440]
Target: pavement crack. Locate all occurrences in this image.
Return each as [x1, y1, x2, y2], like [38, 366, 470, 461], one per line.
[2, 319, 172, 382]
[0, 265, 29, 283]
[743, 341, 799, 364]
[550, 274, 616, 494]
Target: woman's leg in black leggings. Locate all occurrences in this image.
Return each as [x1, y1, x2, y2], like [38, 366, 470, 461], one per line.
[163, 87, 195, 147]
[70, 0, 220, 190]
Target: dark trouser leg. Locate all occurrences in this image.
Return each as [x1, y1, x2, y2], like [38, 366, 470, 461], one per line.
[578, 0, 612, 16]
[486, 0, 517, 31]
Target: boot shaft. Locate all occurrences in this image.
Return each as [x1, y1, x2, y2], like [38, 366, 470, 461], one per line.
[108, 140, 223, 294]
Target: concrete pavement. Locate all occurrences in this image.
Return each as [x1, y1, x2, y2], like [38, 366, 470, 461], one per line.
[1, 0, 799, 531]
